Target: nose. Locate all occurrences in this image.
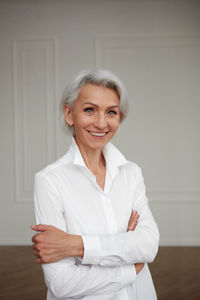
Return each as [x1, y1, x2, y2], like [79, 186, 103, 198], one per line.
[95, 112, 107, 130]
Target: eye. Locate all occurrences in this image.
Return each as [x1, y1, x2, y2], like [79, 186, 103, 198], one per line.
[84, 107, 94, 113]
[108, 110, 117, 115]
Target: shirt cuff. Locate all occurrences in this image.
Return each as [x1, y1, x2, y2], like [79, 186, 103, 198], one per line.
[81, 235, 102, 265]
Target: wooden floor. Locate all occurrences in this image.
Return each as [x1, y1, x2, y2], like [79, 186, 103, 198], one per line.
[0, 246, 200, 300]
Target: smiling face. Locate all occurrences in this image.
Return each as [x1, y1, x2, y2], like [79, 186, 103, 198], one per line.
[64, 83, 121, 151]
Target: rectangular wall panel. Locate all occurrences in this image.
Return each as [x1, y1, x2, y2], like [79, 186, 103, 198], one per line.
[12, 39, 57, 202]
[95, 36, 200, 203]
[95, 36, 200, 245]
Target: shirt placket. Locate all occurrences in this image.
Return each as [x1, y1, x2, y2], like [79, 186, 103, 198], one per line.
[100, 192, 118, 234]
[80, 165, 119, 234]
[100, 167, 119, 234]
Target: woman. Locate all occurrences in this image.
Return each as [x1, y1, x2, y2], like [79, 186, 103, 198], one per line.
[31, 70, 159, 300]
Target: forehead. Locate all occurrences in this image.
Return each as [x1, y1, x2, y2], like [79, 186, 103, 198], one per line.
[76, 83, 120, 106]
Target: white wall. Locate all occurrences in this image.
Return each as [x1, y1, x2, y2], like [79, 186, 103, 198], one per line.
[0, 0, 200, 245]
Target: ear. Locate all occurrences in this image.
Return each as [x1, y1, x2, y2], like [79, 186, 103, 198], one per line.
[64, 104, 74, 126]
[119, 111, 124, 122]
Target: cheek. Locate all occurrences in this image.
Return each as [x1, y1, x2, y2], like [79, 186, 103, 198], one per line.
[73, 115, 93, 135]
[73, 114, 88, 127]
[110, 118, 120, 131]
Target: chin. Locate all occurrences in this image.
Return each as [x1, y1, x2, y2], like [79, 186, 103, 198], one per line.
[87, 141, 107, 150]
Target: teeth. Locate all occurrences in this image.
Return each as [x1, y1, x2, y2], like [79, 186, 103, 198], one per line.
[89, 131, 106, 136]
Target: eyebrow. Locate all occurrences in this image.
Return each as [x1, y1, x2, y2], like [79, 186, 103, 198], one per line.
[83, 102, 120, 109]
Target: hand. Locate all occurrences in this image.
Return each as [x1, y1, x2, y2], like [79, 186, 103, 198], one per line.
[134, 263, 145, 274]
[31, 224, 84, 264]
[127, 210, 139, 231]
[127, 211, 144, 274]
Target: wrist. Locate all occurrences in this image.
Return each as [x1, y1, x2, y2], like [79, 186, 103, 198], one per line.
[75, 235, 84, 257]
[68, 235, 84, 258]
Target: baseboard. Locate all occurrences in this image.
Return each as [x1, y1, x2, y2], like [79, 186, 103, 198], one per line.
[0, 237, 200, 246]
[159, 238, 200, 246]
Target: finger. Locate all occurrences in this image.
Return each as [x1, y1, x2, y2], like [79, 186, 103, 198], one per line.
[32, 244, 41, 253]
[32, 242, 41, 252]
[128, 215, 139, 231]
[32, 233, 43, 243]
[128, 225, 136, 231]
[132, 211, 139, 222]
[33, 250, 39, 257]
[127, 210, 140, 231]
[35, 256, 49, 264]
[32, 243, 37, 250]
[128, 211, 134, 226]
[31, 224, 52, 232]
[128, 223, 136, 231]
[35, 257, 42, 264]
[131, 211, 138, 221]
[32, 234, 38, 243]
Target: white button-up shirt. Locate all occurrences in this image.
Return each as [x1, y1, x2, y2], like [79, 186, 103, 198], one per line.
[34, 138, 159, 300]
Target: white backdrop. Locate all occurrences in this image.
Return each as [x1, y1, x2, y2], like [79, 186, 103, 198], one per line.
[0, 0, 200, 245]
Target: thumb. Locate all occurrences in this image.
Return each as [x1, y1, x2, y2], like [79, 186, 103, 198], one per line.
[31, 224, 52, 232]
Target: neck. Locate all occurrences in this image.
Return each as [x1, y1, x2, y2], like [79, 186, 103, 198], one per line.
[75, 139, 106, 173]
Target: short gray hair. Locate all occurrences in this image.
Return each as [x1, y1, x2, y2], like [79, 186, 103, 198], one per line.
[61, 69, 129, 130]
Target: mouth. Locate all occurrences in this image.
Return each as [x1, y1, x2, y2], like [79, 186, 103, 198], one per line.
[87, 131, 108, 137]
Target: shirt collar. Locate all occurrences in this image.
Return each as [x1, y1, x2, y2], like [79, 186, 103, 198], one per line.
[68, 137, 86, 168]
[67, 136, 128, 171]
[102, 141, 128, 172]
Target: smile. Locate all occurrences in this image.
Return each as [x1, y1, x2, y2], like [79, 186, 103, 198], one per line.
[88, 131, 107, 137]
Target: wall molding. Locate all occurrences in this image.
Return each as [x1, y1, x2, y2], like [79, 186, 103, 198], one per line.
[12, 38, 57, 203]
[94, 35, 200, 68]
[148, 191, 200, 203]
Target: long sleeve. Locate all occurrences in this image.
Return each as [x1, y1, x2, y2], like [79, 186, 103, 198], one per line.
[81, 166, 159, 267]
[34, 173, 136, 299]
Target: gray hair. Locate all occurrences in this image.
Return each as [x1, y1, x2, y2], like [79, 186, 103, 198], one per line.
[61, 69, 129, 131]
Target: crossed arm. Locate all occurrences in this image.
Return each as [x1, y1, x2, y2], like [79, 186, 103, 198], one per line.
[31, 210, 146, 298]
[31, 210, 144, 274]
